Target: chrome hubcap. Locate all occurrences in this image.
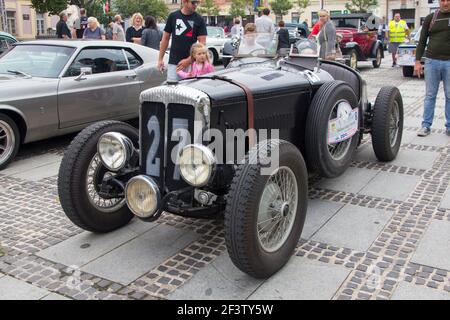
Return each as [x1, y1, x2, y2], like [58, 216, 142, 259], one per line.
[86, 154, 125, 212]
[0, 120, 15, 166]
[257, 167, 298, 253]
[389, 101, 400, 147]
[327, 101, 353, 161]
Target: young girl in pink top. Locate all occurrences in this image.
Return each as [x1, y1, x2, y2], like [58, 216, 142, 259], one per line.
[177, 43, 215, 79]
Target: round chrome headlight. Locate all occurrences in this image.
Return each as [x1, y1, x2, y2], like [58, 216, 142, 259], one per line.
[179, 144, 216, 187]
[97, 132, 133, 171]
[125, 175, 161, 218]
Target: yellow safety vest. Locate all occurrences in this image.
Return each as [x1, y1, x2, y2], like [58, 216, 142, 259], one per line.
[389, 20, 407, 43]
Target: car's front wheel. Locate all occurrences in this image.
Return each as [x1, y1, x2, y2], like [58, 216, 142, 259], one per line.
[208, 48, 219, 65]
[0, 113, 20, 171]
[371, 86, 404, 161]
[58, 121, 138, 233]
[372, 47, 382, 68]
[225, 140, 308, 278]
[402, 66, 414, 77]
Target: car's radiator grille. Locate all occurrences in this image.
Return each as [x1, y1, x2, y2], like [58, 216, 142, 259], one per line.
[140, 102, 195, 191]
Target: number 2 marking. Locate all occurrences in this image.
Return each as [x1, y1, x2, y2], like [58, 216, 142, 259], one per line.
[146, 115, 160, 177]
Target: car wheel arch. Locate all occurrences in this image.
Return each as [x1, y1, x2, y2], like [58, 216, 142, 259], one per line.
[0, 107, 27, 144]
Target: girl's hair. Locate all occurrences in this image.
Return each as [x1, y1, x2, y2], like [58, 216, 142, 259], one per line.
[190, 43, 210, 64]
[144, 16, 157, 29]
[131, 13, 144, 26]
[244, 23, 256, 34]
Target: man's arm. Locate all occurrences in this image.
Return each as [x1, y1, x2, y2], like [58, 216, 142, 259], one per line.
[415, 15, 431, 77]
[158, 31, 170, 71]
[198, 35, 206, 45]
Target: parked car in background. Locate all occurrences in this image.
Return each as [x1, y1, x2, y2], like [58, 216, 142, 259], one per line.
[330, 13, 384, 70]
[0, 31, 17, 56]
[157, 24, 227, 64]
[0, 40, 167, 170]
[398, 26, 423, 77]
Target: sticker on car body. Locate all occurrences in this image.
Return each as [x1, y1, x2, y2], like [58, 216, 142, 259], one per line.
[328, 103, 359, 144]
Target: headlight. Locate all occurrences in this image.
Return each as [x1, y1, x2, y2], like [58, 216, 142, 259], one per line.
[179, 144, 216, 187]
[97, 132, 133, 171]
[125, 175, 161, 218]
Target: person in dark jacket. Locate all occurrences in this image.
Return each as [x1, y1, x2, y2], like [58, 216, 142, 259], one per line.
[277, 21, 290, 53]
[56, 12, 72, 39]
[126, 13, 144, 43]
[141, 16, 162, 50]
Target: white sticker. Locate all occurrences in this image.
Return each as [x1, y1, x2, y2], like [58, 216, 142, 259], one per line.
[328, 103, 359, 144]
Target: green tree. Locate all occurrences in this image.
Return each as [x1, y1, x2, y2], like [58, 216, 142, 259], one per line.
[113, 0, 169, 21]
[345, 0, 378, 13]
[229, 0, 246, 18]
[269, 0, 293, 19]
[31, 0, 70, 15]
[296, 0, 310, 16]
[197, 0, 220, 16]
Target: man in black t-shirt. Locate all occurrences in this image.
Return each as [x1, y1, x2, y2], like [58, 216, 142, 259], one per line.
[56, 12, 72, 39]
[158, 0, 207, 81]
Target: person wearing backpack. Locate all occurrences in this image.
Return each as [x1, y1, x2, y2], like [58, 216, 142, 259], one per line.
[416, 0, 450, 137]
[75, 8, 88, 39]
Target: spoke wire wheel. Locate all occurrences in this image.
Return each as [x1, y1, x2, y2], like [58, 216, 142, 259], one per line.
[257, 167, 298, 253]
[327, 101, 352, 161]
[0, 120, 15, 167]
[86, 153, 126, 213]
[389, 101, 400, 148]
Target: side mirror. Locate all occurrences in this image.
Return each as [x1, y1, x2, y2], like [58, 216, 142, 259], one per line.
[80, 67, 92, 75]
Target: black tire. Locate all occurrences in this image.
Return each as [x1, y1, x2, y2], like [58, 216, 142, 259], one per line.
[402, 66, 414, 77]
[372, 47, 382, 68]
[58, 120, 138, 233]
[306, 81, 359, 178]
[208, 48, 219, 65]
[371, 86, 404, 162]
[349, 49, 358, 70]
[224, 140, 308, 278]
[0, 113, 20, 171]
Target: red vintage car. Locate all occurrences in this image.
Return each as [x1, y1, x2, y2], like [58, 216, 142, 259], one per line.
[330, 13, 384, 70]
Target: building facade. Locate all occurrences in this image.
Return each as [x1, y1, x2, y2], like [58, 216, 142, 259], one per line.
[0, 0, 59, 39]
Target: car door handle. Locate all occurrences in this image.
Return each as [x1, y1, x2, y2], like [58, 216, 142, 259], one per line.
[126, 74, 137, 79]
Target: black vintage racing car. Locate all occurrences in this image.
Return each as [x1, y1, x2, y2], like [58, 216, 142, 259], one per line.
[58, 36, 404, 278]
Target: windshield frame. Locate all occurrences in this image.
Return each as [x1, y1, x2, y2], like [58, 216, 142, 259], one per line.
[236, 33, 279, 58]
[0, 43, 76, 78]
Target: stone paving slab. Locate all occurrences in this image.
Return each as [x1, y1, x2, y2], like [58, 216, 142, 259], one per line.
[168, 254, 262, 300]
[302, 199, 345, 240]
[37, 219, 157, 267]
[439, 186, 450, 210]
[9, 161, 62, 182]
[387, 149, 440, 170]
[391, 281, 450, 300]
[312, 204, 393, 252]
[411, 220, 450, 271]
[359, 171, 420, 201]
[0, 276, 50, 300]
[81, 224, 201, 285]
[248, 257, 350, 300]
[315, 167, 378, 194]
[0, 153, 62, 178]
[41, 293, 72, 300]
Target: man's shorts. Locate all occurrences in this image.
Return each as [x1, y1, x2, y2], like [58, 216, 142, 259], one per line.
[389, 42, 402, 54]
[167, 64, 181, 82]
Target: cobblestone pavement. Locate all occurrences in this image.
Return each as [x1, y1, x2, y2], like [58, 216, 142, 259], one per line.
[1, 56, 450, 300]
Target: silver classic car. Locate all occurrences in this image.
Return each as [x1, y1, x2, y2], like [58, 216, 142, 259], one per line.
[0, 40, 167, 170]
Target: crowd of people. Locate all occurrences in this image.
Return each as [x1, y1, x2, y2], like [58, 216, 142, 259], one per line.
[55, 9, 162, 50]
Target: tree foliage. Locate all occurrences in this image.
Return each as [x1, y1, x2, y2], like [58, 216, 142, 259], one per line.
[296, 0, 310, 15]
[197, 0, 220, 16]
[30, 0, 70, 15]
[345, 0, 378, 13]
[269, 0, 293, 18]
[113, 0, 169, 21]
[228, 0, 246, 18]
